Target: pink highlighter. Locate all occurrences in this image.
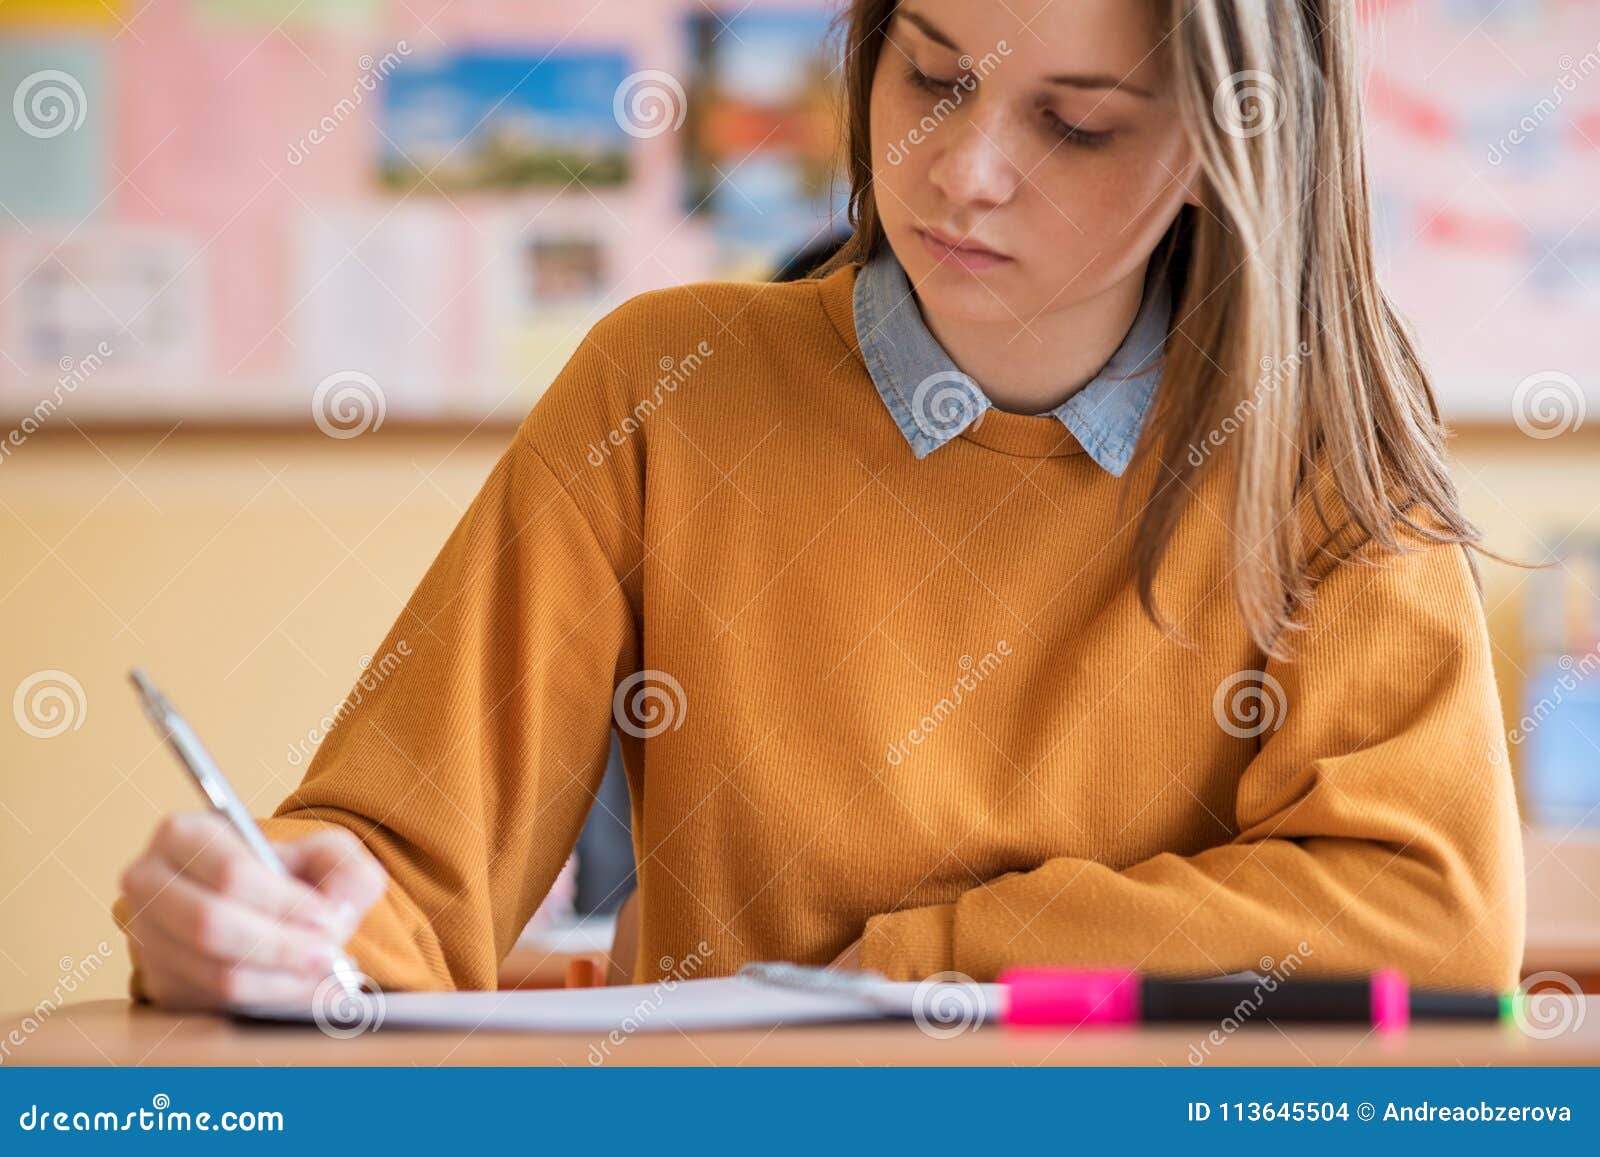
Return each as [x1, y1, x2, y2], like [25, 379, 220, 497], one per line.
[999, 967, 1507, 1033]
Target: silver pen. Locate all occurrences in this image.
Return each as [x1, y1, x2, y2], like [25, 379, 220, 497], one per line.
[128, 668, 365, 998]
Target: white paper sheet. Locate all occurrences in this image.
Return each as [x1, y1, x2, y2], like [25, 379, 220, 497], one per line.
[235, 974, 1005, 1034]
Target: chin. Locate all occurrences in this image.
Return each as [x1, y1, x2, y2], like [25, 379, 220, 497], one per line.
[905, 258, 1024, 323]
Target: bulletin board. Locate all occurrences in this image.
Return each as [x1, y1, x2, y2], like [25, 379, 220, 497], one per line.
[0, 0, 847, 425]
[1360, 0, 1599, 425]
[0, 0, 1593, 427]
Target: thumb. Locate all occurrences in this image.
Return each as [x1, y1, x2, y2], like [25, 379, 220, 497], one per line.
[276, 826, 389, 933]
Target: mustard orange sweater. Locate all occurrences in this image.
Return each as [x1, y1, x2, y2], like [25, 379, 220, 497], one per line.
[120, 262, 1525, 996]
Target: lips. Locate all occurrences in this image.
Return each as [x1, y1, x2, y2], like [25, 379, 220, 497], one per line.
[918, 225, 1009, 260]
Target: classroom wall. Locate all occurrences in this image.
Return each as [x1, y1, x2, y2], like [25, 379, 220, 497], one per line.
[1, 422, 1595, 1013]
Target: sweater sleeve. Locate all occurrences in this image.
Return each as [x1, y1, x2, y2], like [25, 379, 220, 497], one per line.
[267, 419, 638, 992]
[859, 538, 1527, 990]
[285, 402, 645, 991]
[114, 332, 642, 1000]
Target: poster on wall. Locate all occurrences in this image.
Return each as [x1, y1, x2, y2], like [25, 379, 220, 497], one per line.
[478, 203, 626, 418]
[683, 6, 848, 278]
[378, 49, 633, 194]
[1359, 0, 1600, 421]
[0, 39, 108, 221]
[0, 0, 121, 27]
[1, 229, 207, 415]
[291, 205, 455, 419]
[193, 0, 381, 32]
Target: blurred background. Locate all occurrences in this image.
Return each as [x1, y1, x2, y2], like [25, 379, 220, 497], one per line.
[1, 0, 1598, 1013]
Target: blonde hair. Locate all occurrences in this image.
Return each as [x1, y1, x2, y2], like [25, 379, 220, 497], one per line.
[815, 0, 1483, 654]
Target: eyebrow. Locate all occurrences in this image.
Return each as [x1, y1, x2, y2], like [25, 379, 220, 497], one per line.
[895, 8, 1155, 99]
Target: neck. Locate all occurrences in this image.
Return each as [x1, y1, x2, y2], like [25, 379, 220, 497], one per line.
[915, 263, 1150, 415]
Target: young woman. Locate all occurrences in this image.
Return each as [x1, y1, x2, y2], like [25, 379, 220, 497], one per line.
[115, 0, 1524, 1009]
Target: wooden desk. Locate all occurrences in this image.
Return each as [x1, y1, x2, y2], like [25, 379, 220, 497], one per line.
[4, 998, 1595, 1066]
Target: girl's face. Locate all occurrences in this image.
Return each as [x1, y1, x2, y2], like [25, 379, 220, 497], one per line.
[869, 0, 1198, 323]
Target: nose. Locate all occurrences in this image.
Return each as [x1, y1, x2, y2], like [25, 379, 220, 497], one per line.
[925, 110, 1024, 211]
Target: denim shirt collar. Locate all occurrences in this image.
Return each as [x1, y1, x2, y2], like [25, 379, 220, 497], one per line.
[851, 245, 1171, 474]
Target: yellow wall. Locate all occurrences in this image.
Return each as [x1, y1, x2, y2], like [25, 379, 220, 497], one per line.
[0, 427, 507, 1015]
[1, 424, 1595, 1014]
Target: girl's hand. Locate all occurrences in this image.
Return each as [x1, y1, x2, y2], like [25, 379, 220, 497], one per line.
[117, 810, 388, 1010]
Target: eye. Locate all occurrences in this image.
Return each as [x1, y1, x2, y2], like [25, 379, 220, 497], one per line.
[1041, 107, 1114, 148]
[904, 63, 968, 96]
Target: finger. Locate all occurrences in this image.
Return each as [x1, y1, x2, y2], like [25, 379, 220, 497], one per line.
[136, 920, 323, 1011]
[147, 809, 237, 860]
[122, 855, 341, 975]
[277, 827, 388, 927]
[153, 812, 342, 934]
